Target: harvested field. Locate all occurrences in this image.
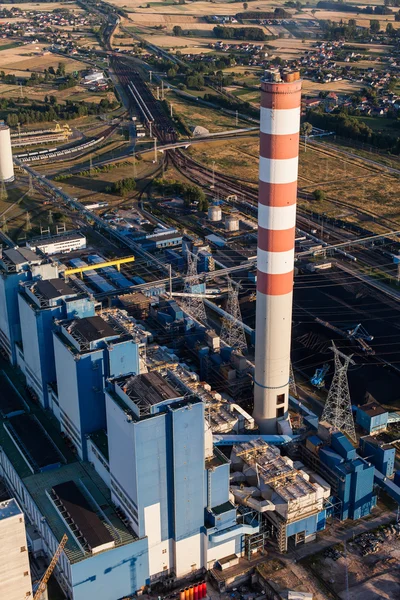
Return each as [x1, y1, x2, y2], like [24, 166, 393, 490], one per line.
[6, 2, 82, 10]
[187, 137, 400, 228]
[0, 43, 87, 77]
[302, 79, 364, 94]
[169, 93, 250, 132]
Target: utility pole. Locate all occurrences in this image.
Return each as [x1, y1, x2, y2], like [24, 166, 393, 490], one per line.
[161, 79, 164, 101]
[182, 250, 207, 324]
[321, 342, 356, 441]
[211, 161, 215, 189]
[28, 174, 34, 196]
[149, 122, 152, 138]
[289, 361, 298, 397]
[235, 110, 238, 127]
[149, 70, 152, 83]
[0, 179, 7, 201]
[168, 263, 172, 298]
[220, 278, 247, 353]
[170, 103, 173, 118]
[89, 155, 93, 176]
[154, 138, 157, 163]
[156, 87, 160, 100]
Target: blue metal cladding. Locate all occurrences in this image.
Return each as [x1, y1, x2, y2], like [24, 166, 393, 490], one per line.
[65, 298, 95, 319]
[87, 255, 132, 289]
[359, 438, 395, 478]
[108, 340, 139, 378]
[19, 295, 64, 408]
[171, 402, 205, 541]
[70, 536, 150, 600]
[286, 514, 318, 538]
[356, 407, 388, 434]
[208, 463, 230, 509]
[0, 271, 31, 362]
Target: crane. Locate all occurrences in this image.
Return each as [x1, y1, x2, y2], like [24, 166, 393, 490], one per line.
[33, 534, 68, 600]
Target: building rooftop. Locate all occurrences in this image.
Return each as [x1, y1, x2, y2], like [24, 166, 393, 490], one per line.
[28, 231, 86, 246]
[68, 316, 117, 344]
[33, 278, 76, 300]
[1, 247, 41, 268]
[0, 498, 22, 521]
[122, 372, 180, 415]
[359, 401, 388, 417]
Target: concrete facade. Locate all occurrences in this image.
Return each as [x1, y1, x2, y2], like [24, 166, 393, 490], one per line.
[0, 498, 32, 600]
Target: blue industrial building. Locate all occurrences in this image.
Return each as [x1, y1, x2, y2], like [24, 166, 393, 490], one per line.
[303, 430, 376, 521]
[53, 315, 140, 460]
[359, 436, 395, 478]
[105, 371, 258, 579]
[139, 231, 183, 251]
[0, 247, 58, 364]
[18, 279, 95, 408]
[356, 402, 388, 434]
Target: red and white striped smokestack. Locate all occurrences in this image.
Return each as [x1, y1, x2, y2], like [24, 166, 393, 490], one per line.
[253, 70, 302, 433]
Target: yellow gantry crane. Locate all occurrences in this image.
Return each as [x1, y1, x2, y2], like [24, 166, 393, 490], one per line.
[63, 256, 135, 279]
[33, 534, 68, 600]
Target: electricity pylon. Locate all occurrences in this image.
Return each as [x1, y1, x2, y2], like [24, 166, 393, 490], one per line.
[181, 251, 207, 324]
[220, 279, 247, 353]
[321, 342, 356, 441]
[289, 361, 298, 397]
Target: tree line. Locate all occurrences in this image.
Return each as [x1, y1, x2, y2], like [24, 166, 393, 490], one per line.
[4, 97, 118, 126]
[213, 26, 266, 41]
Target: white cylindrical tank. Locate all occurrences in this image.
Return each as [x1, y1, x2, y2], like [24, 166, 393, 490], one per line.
[0, 125, 15, 183]
[208, 205, 222, 222]
[225, 215, 239, 232]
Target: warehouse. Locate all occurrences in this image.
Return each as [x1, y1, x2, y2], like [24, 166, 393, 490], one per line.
[27, 231, 86, 256]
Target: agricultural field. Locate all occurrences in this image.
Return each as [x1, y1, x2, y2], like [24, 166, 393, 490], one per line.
[0, 42, 87, 78]
[167, 92, 251, 133]
[187, 137, 400, 230]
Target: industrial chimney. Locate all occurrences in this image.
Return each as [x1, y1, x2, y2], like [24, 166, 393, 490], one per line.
[0, 125, 15, 183]
[253, 70, 302, 433]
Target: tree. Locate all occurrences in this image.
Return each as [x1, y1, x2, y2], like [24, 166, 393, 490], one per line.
[386, 22, 394, 33]
[301, 121, 313, 136]
[396, 10, 400, 22]
[173, 25, 183, 36]
[313, 189, 325, 202]
[243, 2, 248, 9]
[370, 19, 380, 32]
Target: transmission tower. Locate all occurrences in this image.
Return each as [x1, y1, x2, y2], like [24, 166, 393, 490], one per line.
[181, 251, 207, 324]
[2, 216, 8, 234]
[289, 361, 298, 397]
[0, 179, 7, 201]
[25, 212, 32, 233]
[220, 279, 247, 353]
[48, 210, 53, 225]
[28, 174, 35, 195]
[321, 342, 356, 441]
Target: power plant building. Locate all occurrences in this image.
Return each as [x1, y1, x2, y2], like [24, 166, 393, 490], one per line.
[18, 279, 95, 408]
[0, 499, 32, 600]
[27, 231, 87, 256]
[53, 314, 141, 459]
[0, 125, 15, 183]
[253, 70, 302, 434]
[0, 247, 58, 364]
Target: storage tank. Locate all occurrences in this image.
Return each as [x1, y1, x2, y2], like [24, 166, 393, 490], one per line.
[0, 125, 15, 183]
[208, 205, 222, 222]
[225, 214, 239, 232]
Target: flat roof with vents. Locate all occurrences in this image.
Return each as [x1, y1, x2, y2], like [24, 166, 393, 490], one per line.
[52, 480, 115, 553]
[5, 414, 65, 473]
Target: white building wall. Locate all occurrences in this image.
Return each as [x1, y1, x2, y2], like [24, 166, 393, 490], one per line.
[144, 503, 172, 577]
[174, 532, 205, 577]
[206, 538, 236, 570]
[0, 500, 32, 600]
